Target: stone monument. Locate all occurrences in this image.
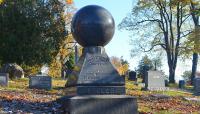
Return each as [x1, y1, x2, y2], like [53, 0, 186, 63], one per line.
[194, 77, 200, 96]
[179, 80, 185, 89]
[65, 5, 138, 114]
[145, 70, 166, 90]
[29, 75, 52, 90]
[0, 73, 9, 86]
[29, 65, 52, 90]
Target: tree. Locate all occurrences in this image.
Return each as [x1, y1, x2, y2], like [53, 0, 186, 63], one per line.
[190, 0, 200, 85]
[110, 56, 129, 75]
[119, 0, 191, 83]
[0, 0, 67, 66]
[180, 0, 200, 85]
[152, 57, 162, 70]
[120, 56, 130, 75]
[182, 70, 192, 83]
[48, 34, 76, 78]
[48, 3, 76, 78]
[137, 55, 153, 80]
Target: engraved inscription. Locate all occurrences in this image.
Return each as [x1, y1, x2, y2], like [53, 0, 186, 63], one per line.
[88, 55, 109, 65]
[29, 76, 51, 90]
[77, 86, 125, 95]
[153, 76, 160, 79]
[80, 72, 111, 81]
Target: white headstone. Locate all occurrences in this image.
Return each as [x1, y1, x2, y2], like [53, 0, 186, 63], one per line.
[0, 73, 8, 86]
[145, 70, 166, 91]
[40, 64, 49, 75]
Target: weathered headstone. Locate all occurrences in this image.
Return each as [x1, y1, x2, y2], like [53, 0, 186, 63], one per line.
[128, 71, 137, 81]
[179, 80, 185, 89]
[29, 75, 52, 90]
[65, 5, 138, 114]
[145, 70, 165, 90]
[194, 77, 200, 96]
[0, 63, 24, 79]
[0, 73, 8, 86]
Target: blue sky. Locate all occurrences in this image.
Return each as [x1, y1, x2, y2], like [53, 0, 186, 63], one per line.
[73, 0, 137, 70]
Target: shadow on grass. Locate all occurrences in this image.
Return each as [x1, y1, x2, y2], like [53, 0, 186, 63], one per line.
[0, 99, 65, 114]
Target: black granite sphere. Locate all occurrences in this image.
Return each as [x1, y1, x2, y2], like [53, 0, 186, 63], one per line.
[71, 5, 115, 47]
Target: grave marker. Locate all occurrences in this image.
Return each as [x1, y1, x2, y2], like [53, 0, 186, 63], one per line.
[65, 5, 138, 114]
[179, 80, 185, 89]
[128, 71, 137, 81]
[145, 70, 166, 90]
[194, 77, 200, 96]
[0, 73, 8, 86]
[29, 75, 52, 90]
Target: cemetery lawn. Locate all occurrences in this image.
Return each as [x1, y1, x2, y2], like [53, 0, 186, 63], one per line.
[126, 80, 200, 114]
[0, 78, 199, 114]
[0, 78, 74, 113]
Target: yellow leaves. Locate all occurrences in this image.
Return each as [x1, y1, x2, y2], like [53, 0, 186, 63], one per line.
[73, 66, 80, 72]
[177, 0, 191, 4]
[110, 56, 129, 75]
[0, 0, 4, 4]
[58, 34, 74, 60]
[66, 0, 73, 4]
[119, 64, 129, 75]
[48, 59, 62, 77]
[191, 0, 200, 5]
[185, 26, 200, 53]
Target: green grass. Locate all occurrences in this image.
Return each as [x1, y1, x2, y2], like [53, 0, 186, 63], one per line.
[185, 85, 194, 90]
[1, 77, 199, 113]
[0, 77, 66, 92]
[154, 110, 194, 114]
[168, 83, 178, 88]
[153, 90, 192, 97]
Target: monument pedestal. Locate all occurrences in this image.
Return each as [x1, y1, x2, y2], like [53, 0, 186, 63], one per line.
[65, 95, 138, 114]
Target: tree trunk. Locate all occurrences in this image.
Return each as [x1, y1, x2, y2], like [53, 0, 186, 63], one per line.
[190, 1, 199, 85]
[61, 66, 65, 79]
[169, 65, 175, 83]
[154, 62, 157, 70]
[191, 53, 198, 85]
[167, 52, 176, 83]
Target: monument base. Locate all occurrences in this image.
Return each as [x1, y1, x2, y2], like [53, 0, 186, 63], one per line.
[77, 86, 125, 95]
[65, 95, 138, 114]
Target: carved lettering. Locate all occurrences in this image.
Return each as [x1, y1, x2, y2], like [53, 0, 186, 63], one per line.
[29, 76, 52, 90]
[79, 87, 124, 95]
[87, 55, 109, 65]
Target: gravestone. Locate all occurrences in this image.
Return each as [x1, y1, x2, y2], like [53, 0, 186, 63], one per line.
[128, 71, 137, 81]
[0, 73, 8, 86]
[179, 80, 185, 89]
[194, 77, 200, 96]
[29, 75, 52, 90]
[145, 70, 165, 90]
[65, 5, 138, 114]
[165, 80, 169, 87]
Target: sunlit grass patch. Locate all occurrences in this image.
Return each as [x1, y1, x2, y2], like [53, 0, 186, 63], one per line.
[153, 90, 193, 97]
[0, 78, 67, 93]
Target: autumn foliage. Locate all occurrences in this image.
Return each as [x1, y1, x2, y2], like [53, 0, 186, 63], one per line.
[66, 0, 73, 4]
